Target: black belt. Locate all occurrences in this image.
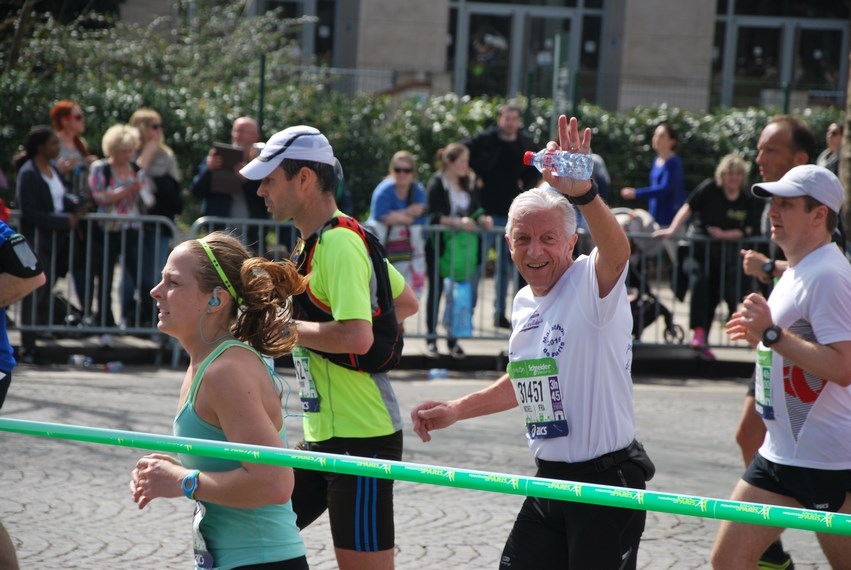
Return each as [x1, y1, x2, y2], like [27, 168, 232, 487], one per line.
[535, 440, 636, 476]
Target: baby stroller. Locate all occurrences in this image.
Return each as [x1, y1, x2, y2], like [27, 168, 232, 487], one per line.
[612, 208, 685, 344]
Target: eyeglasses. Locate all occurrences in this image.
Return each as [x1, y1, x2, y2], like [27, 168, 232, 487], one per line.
[258, 132, 321, 163]
[393, 167, 414, 174]
[150, 123, 162, 130]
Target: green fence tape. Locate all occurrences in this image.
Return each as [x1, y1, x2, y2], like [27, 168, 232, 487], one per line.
[1, 418, 849, 535]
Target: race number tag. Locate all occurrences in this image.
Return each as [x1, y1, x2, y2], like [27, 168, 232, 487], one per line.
[507, 357, 569, 440]
[192, 501, 214, 569]
[754, 348, 775, 420]
[293, 346, 320, 412]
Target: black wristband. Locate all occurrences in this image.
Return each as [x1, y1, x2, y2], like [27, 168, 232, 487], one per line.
[566, 180, 598, 206]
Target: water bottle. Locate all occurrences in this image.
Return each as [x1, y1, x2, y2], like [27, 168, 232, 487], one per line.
[427, 368, 448, 380]
[104, 361, 124, 373]
[68, 354, 93, 368]
[523, 149, 594, 180]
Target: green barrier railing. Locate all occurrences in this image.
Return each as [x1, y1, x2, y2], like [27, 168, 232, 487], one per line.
[1, 418, 847, 535]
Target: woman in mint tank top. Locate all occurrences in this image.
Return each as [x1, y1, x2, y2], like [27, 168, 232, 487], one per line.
[129, 231, 310, 570]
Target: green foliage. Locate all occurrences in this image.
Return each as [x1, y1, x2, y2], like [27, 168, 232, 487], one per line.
[0, 5, 844, 224]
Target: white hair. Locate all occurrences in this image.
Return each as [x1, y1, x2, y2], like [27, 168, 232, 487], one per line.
[506, 185, 577, 237]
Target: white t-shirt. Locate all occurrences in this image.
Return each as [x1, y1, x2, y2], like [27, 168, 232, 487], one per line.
[756, 243, 851, 470]
[507, 249, 635, 463]
[42, 171, 66, 213]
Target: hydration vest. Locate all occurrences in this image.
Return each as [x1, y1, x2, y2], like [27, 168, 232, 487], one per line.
[292, 216, 403, 373]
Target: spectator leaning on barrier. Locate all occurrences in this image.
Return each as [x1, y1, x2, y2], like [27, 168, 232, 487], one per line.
[130, 232, 308, 570]
[711, 165, 851, 569]
[365, 150, 428, 301]
[653, 153, 762, 361]
[412, 115, 655, 570]
[240, 124, 418, 570]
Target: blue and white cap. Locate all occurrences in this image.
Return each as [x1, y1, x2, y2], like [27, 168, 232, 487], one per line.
[240, 125, 335, 180]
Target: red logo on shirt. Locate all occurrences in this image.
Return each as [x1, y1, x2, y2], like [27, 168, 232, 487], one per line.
[783, 364, 826, 403]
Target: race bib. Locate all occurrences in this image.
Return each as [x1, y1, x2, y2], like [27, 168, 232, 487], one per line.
[507, 357, 569, 440]
[754, 347, 775, 420]
[192, 501, 214, 570]
[293, 346, 320, 412]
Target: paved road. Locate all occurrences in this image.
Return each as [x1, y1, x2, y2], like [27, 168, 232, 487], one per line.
[0, 365, 831, 569]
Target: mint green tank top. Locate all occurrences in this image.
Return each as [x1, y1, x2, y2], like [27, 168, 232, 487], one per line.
[174, 340, 306, 570]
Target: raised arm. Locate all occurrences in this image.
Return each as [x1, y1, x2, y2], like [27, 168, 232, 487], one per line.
[542, 116, 630, 297]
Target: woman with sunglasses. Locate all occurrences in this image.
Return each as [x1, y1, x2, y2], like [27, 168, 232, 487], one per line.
[365, 151, 428, 304]
[128, 108, 184, 327]
[50, 100, 100, 321]
[50, 100, 98, 196]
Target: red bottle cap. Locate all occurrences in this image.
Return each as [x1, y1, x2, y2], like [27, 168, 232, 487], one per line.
[523, 151, 535, 165]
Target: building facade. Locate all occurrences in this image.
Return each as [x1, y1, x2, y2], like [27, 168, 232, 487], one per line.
[125, 0, 849, 112]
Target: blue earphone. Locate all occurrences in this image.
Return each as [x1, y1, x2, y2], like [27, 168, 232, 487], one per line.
[209, 287, 222, 307]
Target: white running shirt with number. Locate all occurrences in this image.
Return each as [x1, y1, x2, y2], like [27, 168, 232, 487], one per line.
[758, 243, 851, 470]
[508, 250, 635, 463]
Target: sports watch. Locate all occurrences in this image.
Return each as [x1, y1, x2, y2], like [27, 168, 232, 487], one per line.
[182, 469, 201, 500]
[762, 259, 776, 278]
[762, 325, 782, 348]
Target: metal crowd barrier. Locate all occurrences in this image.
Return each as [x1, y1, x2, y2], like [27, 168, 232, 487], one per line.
[9, 213, 179, 339]
[9, 211, 772, 363]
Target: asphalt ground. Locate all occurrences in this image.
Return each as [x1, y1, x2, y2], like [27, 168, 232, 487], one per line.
[0, 364, 833, 569]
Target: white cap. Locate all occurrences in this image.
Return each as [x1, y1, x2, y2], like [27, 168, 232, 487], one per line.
[752, 164, 844, 214]
[240, 125, 335, 180]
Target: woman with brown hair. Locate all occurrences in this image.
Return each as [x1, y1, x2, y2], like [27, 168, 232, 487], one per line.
[131, 232, 309, 569]
[424, 142, 493, 359]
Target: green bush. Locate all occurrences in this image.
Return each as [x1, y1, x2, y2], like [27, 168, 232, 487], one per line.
[1, 6, 843, 225]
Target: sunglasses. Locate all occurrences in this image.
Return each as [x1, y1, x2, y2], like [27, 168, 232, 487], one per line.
[150, 123, 163, 130]
[393, 167, 414, 174]
[258, 132, 321, 163]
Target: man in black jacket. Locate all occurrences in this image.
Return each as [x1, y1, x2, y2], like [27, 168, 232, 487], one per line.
[189, 116, 271, 253]
[464, 102, 538, 328]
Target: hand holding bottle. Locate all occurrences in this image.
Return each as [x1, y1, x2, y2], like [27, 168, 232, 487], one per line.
[538, 116, 594, 199]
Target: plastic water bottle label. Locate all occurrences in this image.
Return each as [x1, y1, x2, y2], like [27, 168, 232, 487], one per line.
[524, 150, 594, 180]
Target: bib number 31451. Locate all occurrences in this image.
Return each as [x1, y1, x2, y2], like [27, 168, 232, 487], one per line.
[507, 357, 569, 440]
